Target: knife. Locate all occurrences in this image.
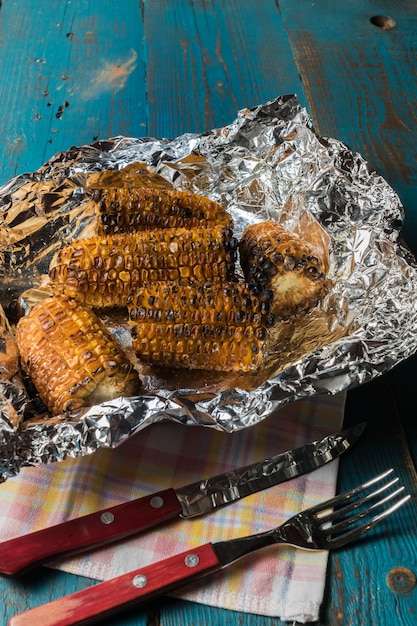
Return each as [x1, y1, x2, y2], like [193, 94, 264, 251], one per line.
[0, 422, 365, 577]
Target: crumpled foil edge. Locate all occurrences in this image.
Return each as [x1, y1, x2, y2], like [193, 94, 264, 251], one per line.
[0, 93, 416, 481]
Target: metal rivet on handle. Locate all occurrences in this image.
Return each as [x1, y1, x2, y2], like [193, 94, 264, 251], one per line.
[100, 511, 115, 525]
[185, 554, 199, 568]
[150, 496, 164, 509]
[132, 575, 147, 588]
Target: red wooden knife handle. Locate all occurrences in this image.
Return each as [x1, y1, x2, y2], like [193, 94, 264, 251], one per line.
[8, 542, 222, 626]
[0, 488, 182, 577]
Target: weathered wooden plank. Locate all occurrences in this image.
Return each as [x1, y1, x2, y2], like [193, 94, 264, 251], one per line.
[156, 597, 286, 626]
[143, 0, 307, 136]
[0, 0, 146, 183]
[326, 376, 417, 625]
[278, 0, 417, 252]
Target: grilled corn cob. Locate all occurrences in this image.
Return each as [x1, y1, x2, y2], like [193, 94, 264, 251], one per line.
[239, 221, 327, 316]
[15, 295, 141, 415]
[49, 226, 237, 308]
[128, 281, 271, 372]
[91, 187, 233, 235]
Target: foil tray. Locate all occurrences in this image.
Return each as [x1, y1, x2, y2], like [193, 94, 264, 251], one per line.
[0, 94, 415, 481]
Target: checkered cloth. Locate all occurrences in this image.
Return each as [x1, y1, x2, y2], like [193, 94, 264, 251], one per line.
[0, 392, 346, 622]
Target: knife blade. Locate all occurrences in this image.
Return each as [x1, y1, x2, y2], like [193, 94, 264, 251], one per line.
[0, 422, 365, 577]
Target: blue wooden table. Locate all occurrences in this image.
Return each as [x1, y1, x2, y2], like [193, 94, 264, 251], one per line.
[0, 1, 417, 624]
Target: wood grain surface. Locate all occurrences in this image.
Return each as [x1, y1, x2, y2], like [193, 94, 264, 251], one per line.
[0, 1, 417, 625]
[279, 0, 417, 253]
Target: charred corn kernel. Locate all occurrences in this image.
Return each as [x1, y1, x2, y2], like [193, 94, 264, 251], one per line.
[239, 221, 327, 317]
[49, 226, 238, 308]
[91, 187, 234, 235]
[15, 295, 141, 415]
[128, 281, 269, 372]
[129, 281, 274, 327]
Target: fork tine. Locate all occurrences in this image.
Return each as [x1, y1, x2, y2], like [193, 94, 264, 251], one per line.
[307, 469, 395, 515]
[325, 493, 411, 548]
[317, 476, 400, 523]
[324, 486, 406, 533]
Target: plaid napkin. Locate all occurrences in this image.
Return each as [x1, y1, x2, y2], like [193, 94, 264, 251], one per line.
[0, 392, 346, 623]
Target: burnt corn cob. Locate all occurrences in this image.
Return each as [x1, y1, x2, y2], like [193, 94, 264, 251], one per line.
[49, 226, 237, 308]
[239, 221, 327, 317]
[91, 187, 234, 235]
[15, 295, 141, 415]
[128, 281, 272, 372]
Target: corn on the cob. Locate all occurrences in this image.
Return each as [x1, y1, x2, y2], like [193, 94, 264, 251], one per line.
[91, 187, 233, 235]
[239, 221, 327, 316]
[128, 281, 271, 372]
[49, 227, 237, 308]
[15, 295, 141, 415]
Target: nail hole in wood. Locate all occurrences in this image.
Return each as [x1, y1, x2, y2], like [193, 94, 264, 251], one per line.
[370, 15, 396, 30]
[386, 566, 416, 594]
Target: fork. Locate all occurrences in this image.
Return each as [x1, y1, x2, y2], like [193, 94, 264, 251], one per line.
[8, 469, 410, 626]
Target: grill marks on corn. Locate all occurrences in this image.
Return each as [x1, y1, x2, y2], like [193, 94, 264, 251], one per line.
[42, 189, 330, 379]
[15, 295, 140, 415]
[92, 187, 234, 235]
[128, 282, 272, 371]
[49, 226, 238, 308]
[239, 221, 327, 317]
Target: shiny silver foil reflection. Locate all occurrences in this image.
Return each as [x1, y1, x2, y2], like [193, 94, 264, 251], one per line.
[0, 94, 414, 481]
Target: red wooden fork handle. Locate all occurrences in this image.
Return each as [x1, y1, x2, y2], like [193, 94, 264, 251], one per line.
[8, 543, 222, 626]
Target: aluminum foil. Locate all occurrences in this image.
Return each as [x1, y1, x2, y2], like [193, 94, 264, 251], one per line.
[0, 94, 415, 482]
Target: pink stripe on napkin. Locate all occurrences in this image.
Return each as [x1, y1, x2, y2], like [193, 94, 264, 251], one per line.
[0, 392, 346, 622]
